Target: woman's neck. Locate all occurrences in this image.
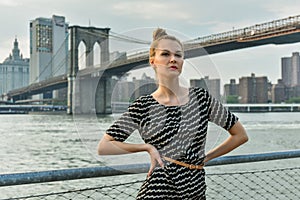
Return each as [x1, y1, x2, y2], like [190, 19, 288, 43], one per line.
[157, 78, 181, 96]
[152, 79, 189, 106]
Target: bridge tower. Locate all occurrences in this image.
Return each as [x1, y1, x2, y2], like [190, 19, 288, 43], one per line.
[68, 26, 111, 114]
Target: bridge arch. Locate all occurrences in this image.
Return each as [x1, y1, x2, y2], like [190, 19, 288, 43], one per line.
[78, 41, 86, 70]
[67, 26, 110, 114]
[93, 42, 101, 67]
[68, 26, 110, 76]
[76, 39, 102, 69]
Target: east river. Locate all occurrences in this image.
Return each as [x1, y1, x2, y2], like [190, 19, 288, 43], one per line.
[0, 112, 299, 198]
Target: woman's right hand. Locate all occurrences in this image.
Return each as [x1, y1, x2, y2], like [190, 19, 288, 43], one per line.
[145, 144, 164, 177]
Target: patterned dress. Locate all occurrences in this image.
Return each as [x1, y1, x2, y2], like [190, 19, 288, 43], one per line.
[106, 87, 238, 199]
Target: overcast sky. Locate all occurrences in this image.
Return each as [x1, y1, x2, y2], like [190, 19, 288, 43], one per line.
[1, 0, 300, 84]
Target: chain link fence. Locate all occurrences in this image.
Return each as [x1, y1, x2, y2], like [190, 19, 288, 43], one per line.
[2, 167, 299, 200]
[1, 150, 300, 200]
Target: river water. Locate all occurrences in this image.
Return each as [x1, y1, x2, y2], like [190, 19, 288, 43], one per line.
[0, 112, 299, 198]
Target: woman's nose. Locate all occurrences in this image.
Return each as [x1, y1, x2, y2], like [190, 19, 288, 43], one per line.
[170, 55, 177, 63]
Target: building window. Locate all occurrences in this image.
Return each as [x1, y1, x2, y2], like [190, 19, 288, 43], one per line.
[36, 24, 52, 52]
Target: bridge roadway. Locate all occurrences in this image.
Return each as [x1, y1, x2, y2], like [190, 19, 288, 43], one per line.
[7, 15, 300, 99]
[7, 74, 68, 98]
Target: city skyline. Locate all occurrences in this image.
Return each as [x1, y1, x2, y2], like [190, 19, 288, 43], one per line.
[1, 1, 300, 84]
[0, 34, 298, 92]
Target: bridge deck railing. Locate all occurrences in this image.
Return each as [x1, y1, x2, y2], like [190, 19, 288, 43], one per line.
[185, 14, 300, 47]
[108, 15, 300, 63]
[1, 149, 300, 199]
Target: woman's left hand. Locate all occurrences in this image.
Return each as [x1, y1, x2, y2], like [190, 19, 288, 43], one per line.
[145, 144, 164, 177]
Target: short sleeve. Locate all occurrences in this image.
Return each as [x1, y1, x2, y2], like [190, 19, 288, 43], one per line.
[207, 91, 239, 130]
[106, 99, 143, 142]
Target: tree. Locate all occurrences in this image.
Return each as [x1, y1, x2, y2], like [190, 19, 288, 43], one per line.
[226, 95, 239, 104]
[286, 97, 300, 103]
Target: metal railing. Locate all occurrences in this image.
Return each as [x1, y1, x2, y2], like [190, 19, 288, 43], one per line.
[109, 15, 300, 65]
[184, 14, 300, 46]
[1, 150, 300, 199]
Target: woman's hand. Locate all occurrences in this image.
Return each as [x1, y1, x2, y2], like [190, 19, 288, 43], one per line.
[145, 144, 164, 177]
[98, 135, 165, 177]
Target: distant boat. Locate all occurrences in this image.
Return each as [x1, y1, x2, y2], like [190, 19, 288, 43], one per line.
[0, 110, 28, 114]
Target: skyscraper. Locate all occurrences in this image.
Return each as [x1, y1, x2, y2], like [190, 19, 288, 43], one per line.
[0, 38, 29, 95]
[238, 73, 268, 103]
[224, 79, 238, 96]
[29, 15, 68, 84]
[132, 73, 157, 100]
[190, 76, 221, 100]
[271, 79, 286, 103]
[282, 52, 300, 87]
[291, 52, 300, 86]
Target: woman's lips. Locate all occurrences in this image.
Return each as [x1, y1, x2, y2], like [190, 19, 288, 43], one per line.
[170, 66, 178, 70]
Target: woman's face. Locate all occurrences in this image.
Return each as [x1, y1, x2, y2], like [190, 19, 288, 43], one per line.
[151, 39, 184, 79]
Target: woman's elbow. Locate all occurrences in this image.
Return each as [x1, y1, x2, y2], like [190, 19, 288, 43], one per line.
[239, 126, 249, 144]
[230, 121, 249, 144]
[241, 132, 249, 144]
[98, 134, 115, 155]
[97, 137, 111, 155]
[97, 140, 105, 155]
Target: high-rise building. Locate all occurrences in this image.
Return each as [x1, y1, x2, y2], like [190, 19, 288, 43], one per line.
[224, 79, 238, 96]
[111, 73, 156, 103]
[282, 52, 300, 87]
[29, 15, 68, 84]
[256, 76, 269, 103]
[280, 52, 300, 101]
[0, 38, 29, 95]
[291, 52, 300, 86]
[190, 76, 221, 100]
[132, 73, 156, 100]
[281, 56, 292, 87]
[112, 79, 135, 102]
[110, 74, 156, 113]
[239, 73, 268, 103]
[272, 79, 286, 103]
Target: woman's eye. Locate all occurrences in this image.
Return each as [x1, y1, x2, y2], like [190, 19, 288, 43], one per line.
[161, 52, 169, 56]
[175, 54, 182, 57]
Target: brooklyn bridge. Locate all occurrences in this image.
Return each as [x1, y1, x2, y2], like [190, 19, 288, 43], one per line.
[6, 15, 300, 114]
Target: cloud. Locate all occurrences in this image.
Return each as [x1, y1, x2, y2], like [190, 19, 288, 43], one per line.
[0, 0, 22, 7]
[112, 1, 191, 20]
[0, 0, 299, 70]
[263, 2, 300, 18]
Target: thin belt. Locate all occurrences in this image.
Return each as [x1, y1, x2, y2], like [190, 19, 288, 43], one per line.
[163, 156, 204, 170]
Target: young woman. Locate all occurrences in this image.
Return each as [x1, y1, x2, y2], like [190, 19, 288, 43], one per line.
[98, 28, 248, 199]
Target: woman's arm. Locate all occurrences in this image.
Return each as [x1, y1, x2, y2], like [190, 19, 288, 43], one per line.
[98, 133, 148, 155]
[204, 121, 248, 163]
[98, 133, 164, 176]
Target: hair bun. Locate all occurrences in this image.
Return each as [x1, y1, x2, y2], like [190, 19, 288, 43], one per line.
[152, 28, 168, 41]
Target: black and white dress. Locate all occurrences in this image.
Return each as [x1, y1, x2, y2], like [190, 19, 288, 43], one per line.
[106, 87, 238, 199]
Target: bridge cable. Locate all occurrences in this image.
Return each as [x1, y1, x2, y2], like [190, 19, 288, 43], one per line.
[78, 29, 151, 45]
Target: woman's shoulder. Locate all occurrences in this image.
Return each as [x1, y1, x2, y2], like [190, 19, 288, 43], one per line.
[189, 87, 209, 96]
[129, 94, 156, 109]
[134, 94, 155, 103]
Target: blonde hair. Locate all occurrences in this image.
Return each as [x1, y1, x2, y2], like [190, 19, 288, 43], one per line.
[149, 28, 183, 60]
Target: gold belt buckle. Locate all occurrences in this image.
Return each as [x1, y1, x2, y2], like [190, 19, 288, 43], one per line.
[189, 164, 196, 169]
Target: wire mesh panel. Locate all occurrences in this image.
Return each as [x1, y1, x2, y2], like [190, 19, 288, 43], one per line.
[2, 181, 142, 200]
[206, 167, 300, 200]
